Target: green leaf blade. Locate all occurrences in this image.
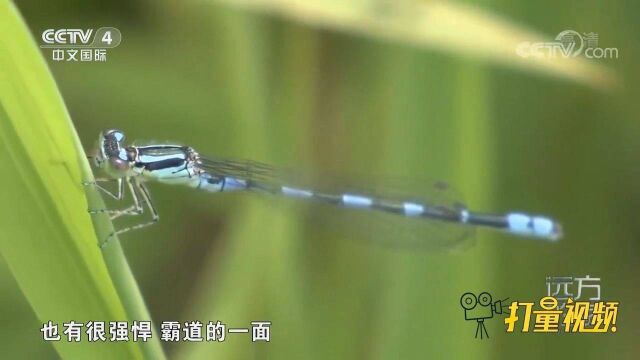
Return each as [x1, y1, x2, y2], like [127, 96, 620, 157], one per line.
[0, 2, 164, 359]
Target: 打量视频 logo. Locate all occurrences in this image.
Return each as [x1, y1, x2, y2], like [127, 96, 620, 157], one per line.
[460, 292, 510, 339]
[505, 275, 619, 334]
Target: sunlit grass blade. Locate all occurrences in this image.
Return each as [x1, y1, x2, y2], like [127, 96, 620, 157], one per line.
[0, 2, 164, 359]
[212, 0, 615, 89]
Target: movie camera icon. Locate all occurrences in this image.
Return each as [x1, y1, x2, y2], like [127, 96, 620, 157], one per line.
[460, 292, 509, 339]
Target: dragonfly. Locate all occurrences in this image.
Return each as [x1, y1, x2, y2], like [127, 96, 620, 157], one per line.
[85, 129, 562, 249]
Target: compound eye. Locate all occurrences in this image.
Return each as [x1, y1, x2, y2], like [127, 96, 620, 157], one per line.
[109, 157, 130, 171]
[460, 293, 477, 310]
[478, 292, 492, 306]
[105, 129, 125, 143]
[112, 131, 125, 143]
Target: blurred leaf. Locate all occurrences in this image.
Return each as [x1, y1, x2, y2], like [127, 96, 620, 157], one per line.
[212, 0, 614, 89]
[0, 2, 164, 359]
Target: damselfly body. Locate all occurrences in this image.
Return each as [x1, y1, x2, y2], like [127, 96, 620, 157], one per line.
[85, 129, 562, 248]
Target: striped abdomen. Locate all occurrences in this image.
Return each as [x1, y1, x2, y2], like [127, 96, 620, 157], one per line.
[192, 173, 561, 241]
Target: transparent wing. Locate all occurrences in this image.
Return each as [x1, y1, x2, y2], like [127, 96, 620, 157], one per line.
[198, 157, 475, 251]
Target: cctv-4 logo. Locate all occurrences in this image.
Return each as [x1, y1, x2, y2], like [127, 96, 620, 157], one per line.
[42, 29, 94, 45]
[40, 28, 122, 48]
[460, 292, 510, 339]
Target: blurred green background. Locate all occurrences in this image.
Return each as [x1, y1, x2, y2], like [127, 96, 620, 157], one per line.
[1, 0, 638, 359]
